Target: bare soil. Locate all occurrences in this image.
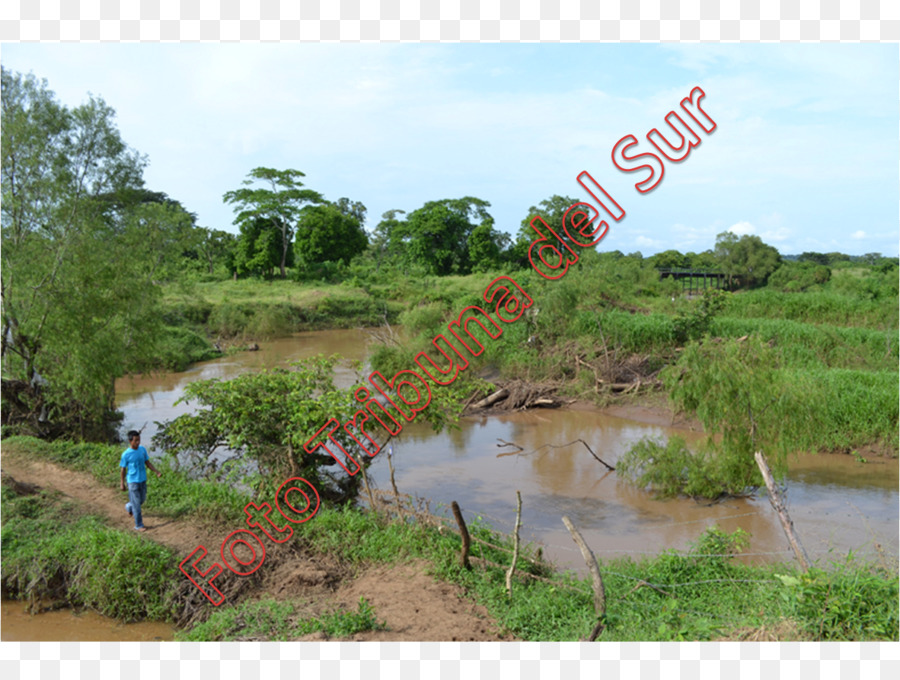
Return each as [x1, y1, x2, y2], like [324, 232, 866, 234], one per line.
[0, 448, 512, 641]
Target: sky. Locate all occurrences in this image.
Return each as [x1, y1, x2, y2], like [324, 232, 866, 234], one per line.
[2, 42, 898, 257]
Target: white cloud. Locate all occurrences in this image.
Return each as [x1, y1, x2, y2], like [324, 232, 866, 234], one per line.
[635, 235, 662, 248]
[761, 228, 791, 242]
[728, 221, 755, 236]
[852, 230, 866, 239]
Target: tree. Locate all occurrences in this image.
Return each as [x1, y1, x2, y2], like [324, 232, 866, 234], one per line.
[195, 228, 238, 276]
[650, 249, 689, 269]
[369, 209, 409, 272]
[467, 221, 509, 273]
[233, 216, 292, 279]
[516, 194, 581, 247]
[153, 356, 367, 501]
[1, 68, 164, 438]
[223, 167, 323, 279]
[392, 197, 495, 276]
[714, 232, 782, 288]
[294, 200, 368, 268]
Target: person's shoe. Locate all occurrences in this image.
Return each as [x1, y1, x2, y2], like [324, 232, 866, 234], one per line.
[134, 526, 146, 532]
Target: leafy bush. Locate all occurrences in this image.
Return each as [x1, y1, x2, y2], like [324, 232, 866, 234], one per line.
[617, 436, 738, 499]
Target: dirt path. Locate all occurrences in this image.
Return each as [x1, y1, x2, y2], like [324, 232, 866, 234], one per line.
[1, 450, 511, 641]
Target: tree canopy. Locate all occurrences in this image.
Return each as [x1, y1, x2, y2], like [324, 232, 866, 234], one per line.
[1, 67, 183, 438]
[223, 167, 323, 279]
[382, 197, 503, 276]
[714, 232, 782, 288]
[294, 200, 369, 269]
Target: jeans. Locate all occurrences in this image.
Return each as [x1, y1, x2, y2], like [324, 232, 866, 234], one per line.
[126, 481, 147, 529]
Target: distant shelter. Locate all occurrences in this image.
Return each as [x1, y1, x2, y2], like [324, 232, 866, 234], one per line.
[657, 268, 727, 294]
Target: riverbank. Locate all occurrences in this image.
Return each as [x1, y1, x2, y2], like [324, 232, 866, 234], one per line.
[0, 440, 511, 642]
[2, 435, 897, 641]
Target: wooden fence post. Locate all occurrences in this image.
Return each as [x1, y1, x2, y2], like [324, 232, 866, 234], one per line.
[562, 515, 606, 641]
[505, 491, 522, 598]
[451, 501, 472, 570]
[754, 451, 810, 571]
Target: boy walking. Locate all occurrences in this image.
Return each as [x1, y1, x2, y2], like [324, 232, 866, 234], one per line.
[120, 430, 161, 532]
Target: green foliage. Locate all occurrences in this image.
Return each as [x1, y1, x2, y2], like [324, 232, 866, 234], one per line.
[714, 232, 782, 288]
[1, 67, 175, 439]
[778, 562, 899, 640]
[154, 355, 364, 499]
[232, 216, 291, 279]
[516, 194, 580, 247]
[177, 596, 385, 641]
[768, 260, 832, 292]
[1, 490, 179, 622]
[617, 436, 736, 499]
[726, 289, 897, 329]
[663, 336, 816, 490]
[224, 167, 324, 279]
[783, 368, 899, 451]
[708, 317, 898, 372]
[387, 197, 498, 276]
[672, 289, 729, 343]
[294, 202, 368, 269]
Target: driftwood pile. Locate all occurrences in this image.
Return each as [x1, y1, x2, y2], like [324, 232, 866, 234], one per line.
[465, 379, 570, 413]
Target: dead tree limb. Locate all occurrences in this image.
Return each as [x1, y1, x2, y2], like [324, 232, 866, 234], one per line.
[562, 515, 606, 641]
[472, 388, 509, 409]
[505, 490, 522, 599]
[754, 451, 810, 571]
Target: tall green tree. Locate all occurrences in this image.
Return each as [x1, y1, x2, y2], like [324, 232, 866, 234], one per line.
[391, 197, 495, 276]
[294, 200, 368, 268]
[233, 216, 292, 279]
[714, 232, 782, 288]
[1, 67, 165, 438]
[223, 167, 323, 279]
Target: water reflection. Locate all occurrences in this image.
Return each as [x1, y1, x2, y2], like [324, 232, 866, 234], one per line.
[115, 329, 899, 575]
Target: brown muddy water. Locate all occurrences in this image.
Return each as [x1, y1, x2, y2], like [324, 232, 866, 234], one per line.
[113, 328, 899, 572]
[7, 328, 896, 640]
[0, 599, 174, 641]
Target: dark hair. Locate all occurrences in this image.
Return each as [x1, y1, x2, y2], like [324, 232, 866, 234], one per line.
[127, 430, 140, 440]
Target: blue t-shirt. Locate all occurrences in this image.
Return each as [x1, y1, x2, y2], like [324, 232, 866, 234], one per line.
[120, 446, 149, 484]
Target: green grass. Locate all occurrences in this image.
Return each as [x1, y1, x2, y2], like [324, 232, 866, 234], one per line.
[710, 316, 897, 371]
[176, 596, 386, 641]
[784, 368, 900, 452]
[726, 289, 897, 330]
[1, 485, 180, 622]
[298, 506, 898, 641]
[1, 436, 251, 524]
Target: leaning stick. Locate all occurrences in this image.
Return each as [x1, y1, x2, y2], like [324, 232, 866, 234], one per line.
[505, 490, 523, 599]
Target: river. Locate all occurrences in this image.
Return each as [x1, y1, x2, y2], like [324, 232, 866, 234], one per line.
[114, 328, 899, 574]
[6, 328, 896, 640]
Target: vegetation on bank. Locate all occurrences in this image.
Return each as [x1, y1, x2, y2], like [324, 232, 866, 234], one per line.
[176, 597, 386, 642]
[1, 484, 180, 622]
[2, 436, 897, 641]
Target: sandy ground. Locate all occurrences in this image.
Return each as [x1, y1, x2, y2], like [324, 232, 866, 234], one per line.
[1, 449, 512, 641]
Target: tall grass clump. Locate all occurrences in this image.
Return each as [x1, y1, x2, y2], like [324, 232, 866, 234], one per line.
[709, 317, 898, 371]
[575, 310, 675, 353]
[727, 290, 897, 329]
[1, 487, 179, 621]
[785, 368, 899, 452]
